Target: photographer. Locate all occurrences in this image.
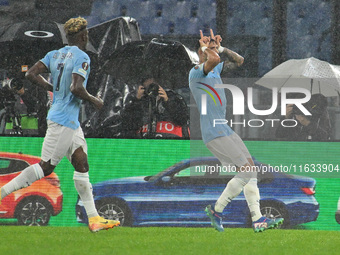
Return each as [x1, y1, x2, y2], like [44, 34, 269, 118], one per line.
[0, 77, 24, 134]
[0, 75, 49, 136]
[0, 77, 24, 106]
[275, 93, 331, 141]
[120, 77, 189, 138]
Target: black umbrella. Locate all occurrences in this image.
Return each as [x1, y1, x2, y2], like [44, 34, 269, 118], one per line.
[0, 20, 66, 44]
[0, 19, 97, 77]
[102, 38, 198, 89]
[144, 39, 199, 89]
[0, 20, 65, 73]
[102, 40, 147, 84]
[88, 17, 141, 67]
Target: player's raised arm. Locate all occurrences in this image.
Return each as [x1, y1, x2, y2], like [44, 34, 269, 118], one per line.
[209, 29, 244, 72]
[198, 30, 220, 75]
[221, 47, 244, 71]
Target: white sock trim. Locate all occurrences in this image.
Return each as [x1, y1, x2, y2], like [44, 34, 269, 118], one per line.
[215, 177, 246, 213]
[73, 171, 90, 182]
[1, 163, 44, 199]
[73, 171, 98, 218]
[244, 178, 262, 222]
[33, 163, 44, 179]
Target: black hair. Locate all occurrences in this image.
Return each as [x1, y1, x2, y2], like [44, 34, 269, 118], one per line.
[140, 77, 158, 85]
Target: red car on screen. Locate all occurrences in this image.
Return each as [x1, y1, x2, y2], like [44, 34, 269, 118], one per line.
[0, 152, 63, 226]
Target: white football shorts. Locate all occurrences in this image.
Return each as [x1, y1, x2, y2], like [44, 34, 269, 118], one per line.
[41, 120, 88, 166]
[206, 132, 251, 168]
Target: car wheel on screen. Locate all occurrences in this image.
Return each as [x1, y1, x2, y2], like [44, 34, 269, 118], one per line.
[260, 202, 289, 228]
[15, 196, 52, 226]
[96, 199, 132, 226]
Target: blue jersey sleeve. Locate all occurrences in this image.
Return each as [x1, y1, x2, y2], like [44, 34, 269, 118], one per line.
[73, 52, 90, 80]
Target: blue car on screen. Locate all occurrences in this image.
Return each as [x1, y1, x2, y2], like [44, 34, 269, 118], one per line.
[75, 157, 319, 228]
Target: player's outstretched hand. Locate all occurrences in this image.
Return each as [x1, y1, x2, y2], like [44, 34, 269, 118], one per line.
[199, 30, 210, 48]
[210, 29, 222, 48]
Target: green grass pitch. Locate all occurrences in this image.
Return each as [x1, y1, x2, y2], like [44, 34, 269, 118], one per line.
[0, 226, 339, 255]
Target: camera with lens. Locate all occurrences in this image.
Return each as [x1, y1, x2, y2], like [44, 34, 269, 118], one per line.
[2, 78, 23, 92]
[145, 83, 159, 97]
[0, 78, 24, 108]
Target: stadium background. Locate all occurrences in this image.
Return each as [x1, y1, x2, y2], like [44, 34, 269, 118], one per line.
[0, 0, 339, 231]
[1, 0, 340, 74]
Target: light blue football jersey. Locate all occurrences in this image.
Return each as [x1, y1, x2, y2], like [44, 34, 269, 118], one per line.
[189, 62, 234, 144]
[40, 46, 90, 130]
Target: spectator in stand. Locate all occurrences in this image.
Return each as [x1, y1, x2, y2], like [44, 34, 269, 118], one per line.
[275, 93, 331, 141]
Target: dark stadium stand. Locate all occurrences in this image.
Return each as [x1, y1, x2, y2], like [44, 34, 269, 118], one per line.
[81, 0, 332, 76]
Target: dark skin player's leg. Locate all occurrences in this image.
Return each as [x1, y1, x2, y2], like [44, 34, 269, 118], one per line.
[38, 147, 88, 176]
[71, 147, 89, 173]
[39, 160, 56, 176]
